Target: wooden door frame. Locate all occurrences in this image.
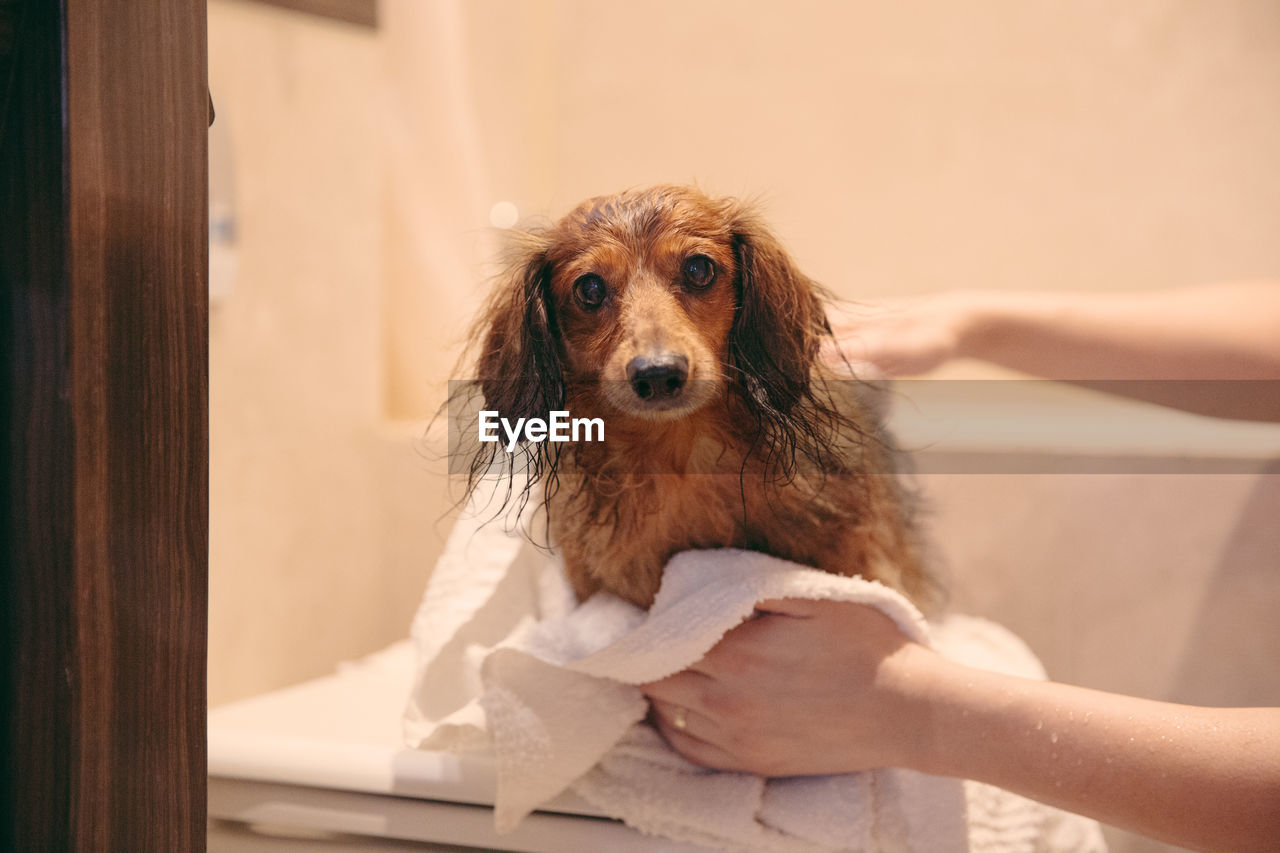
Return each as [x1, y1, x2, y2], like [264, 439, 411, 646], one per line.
[1, 1, 209, 850]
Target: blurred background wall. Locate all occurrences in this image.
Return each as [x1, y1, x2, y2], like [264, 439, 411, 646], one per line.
[208, 4, 1280, 848]
[379, 0, 1280, 416]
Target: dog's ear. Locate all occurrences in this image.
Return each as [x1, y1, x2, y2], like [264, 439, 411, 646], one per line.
[476, 239, 564, 423]
[729, 211, 828, 415]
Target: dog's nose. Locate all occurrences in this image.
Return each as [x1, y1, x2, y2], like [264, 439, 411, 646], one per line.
[626, 354, 689, 401]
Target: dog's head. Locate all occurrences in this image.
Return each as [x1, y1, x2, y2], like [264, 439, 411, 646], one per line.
[475, 185, 831, 428]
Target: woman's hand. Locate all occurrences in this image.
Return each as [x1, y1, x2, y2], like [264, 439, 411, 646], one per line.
[642, 597, 1280, 851]
[638, 598, 939, 777]
[823, 292, 985, 377]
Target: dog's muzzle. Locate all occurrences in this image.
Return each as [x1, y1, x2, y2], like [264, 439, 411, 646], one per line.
[626, 354, 689, 402]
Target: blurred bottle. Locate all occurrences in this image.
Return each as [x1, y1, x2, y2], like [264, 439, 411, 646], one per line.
[209, 98, 238, 305]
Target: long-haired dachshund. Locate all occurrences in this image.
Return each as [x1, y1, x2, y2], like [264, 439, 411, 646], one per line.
[458, 185, 932, 610]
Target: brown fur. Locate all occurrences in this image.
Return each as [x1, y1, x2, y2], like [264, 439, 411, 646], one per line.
[463, 185, 932, 609]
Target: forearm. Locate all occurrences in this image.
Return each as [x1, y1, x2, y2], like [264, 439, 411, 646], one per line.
[954, 282, 1280, 420]
[901, 651, 1280, 852]
[960, 281, 1280, 379]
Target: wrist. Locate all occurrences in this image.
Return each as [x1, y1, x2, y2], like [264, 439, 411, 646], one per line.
[873, 642, 955, 773]
[945, 290, 1005, 363]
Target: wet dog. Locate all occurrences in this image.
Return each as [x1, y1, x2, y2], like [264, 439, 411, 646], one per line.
[460, 185, 931, 609]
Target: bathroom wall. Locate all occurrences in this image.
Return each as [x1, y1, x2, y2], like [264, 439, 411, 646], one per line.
[927, 469, 1280, 707]
[209, 5, 1279, 849]
[383, 0, 1280, 415]
[208, 1, 455, 705]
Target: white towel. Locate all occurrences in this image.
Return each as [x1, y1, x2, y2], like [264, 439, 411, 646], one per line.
[404, 500, 1107, 852]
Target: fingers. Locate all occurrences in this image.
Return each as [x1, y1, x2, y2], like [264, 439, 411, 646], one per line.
[639, 668, 712, 706]
[641, 603, 807, 690]
[821, 335, 905, 378]
[647, 697, 750, 773]
[752, 598, 819, 617]
[641, 671, 747, 769]
[656, 719, 746, 772]
[648, 697, 702, 738]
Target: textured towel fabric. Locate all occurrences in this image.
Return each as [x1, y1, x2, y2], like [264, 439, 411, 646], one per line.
[404, 502, 1107, 852]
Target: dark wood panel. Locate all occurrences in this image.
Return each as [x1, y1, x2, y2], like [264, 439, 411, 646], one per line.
[1, 1, 209, 850]
[65, 1, 209, 849]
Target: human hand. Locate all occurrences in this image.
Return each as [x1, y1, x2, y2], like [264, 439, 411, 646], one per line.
[638, 598, 939, 777]
[823, 292, 984, 377]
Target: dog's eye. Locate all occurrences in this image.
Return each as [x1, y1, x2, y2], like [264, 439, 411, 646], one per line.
[573, 273, 607, 309]
[682, 255, 716, 289]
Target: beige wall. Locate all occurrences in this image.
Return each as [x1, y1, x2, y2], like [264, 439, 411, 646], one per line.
[384, 0, 1280, 414]
[209, 5, 1279, 849]
[208, 2, 455, 705]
